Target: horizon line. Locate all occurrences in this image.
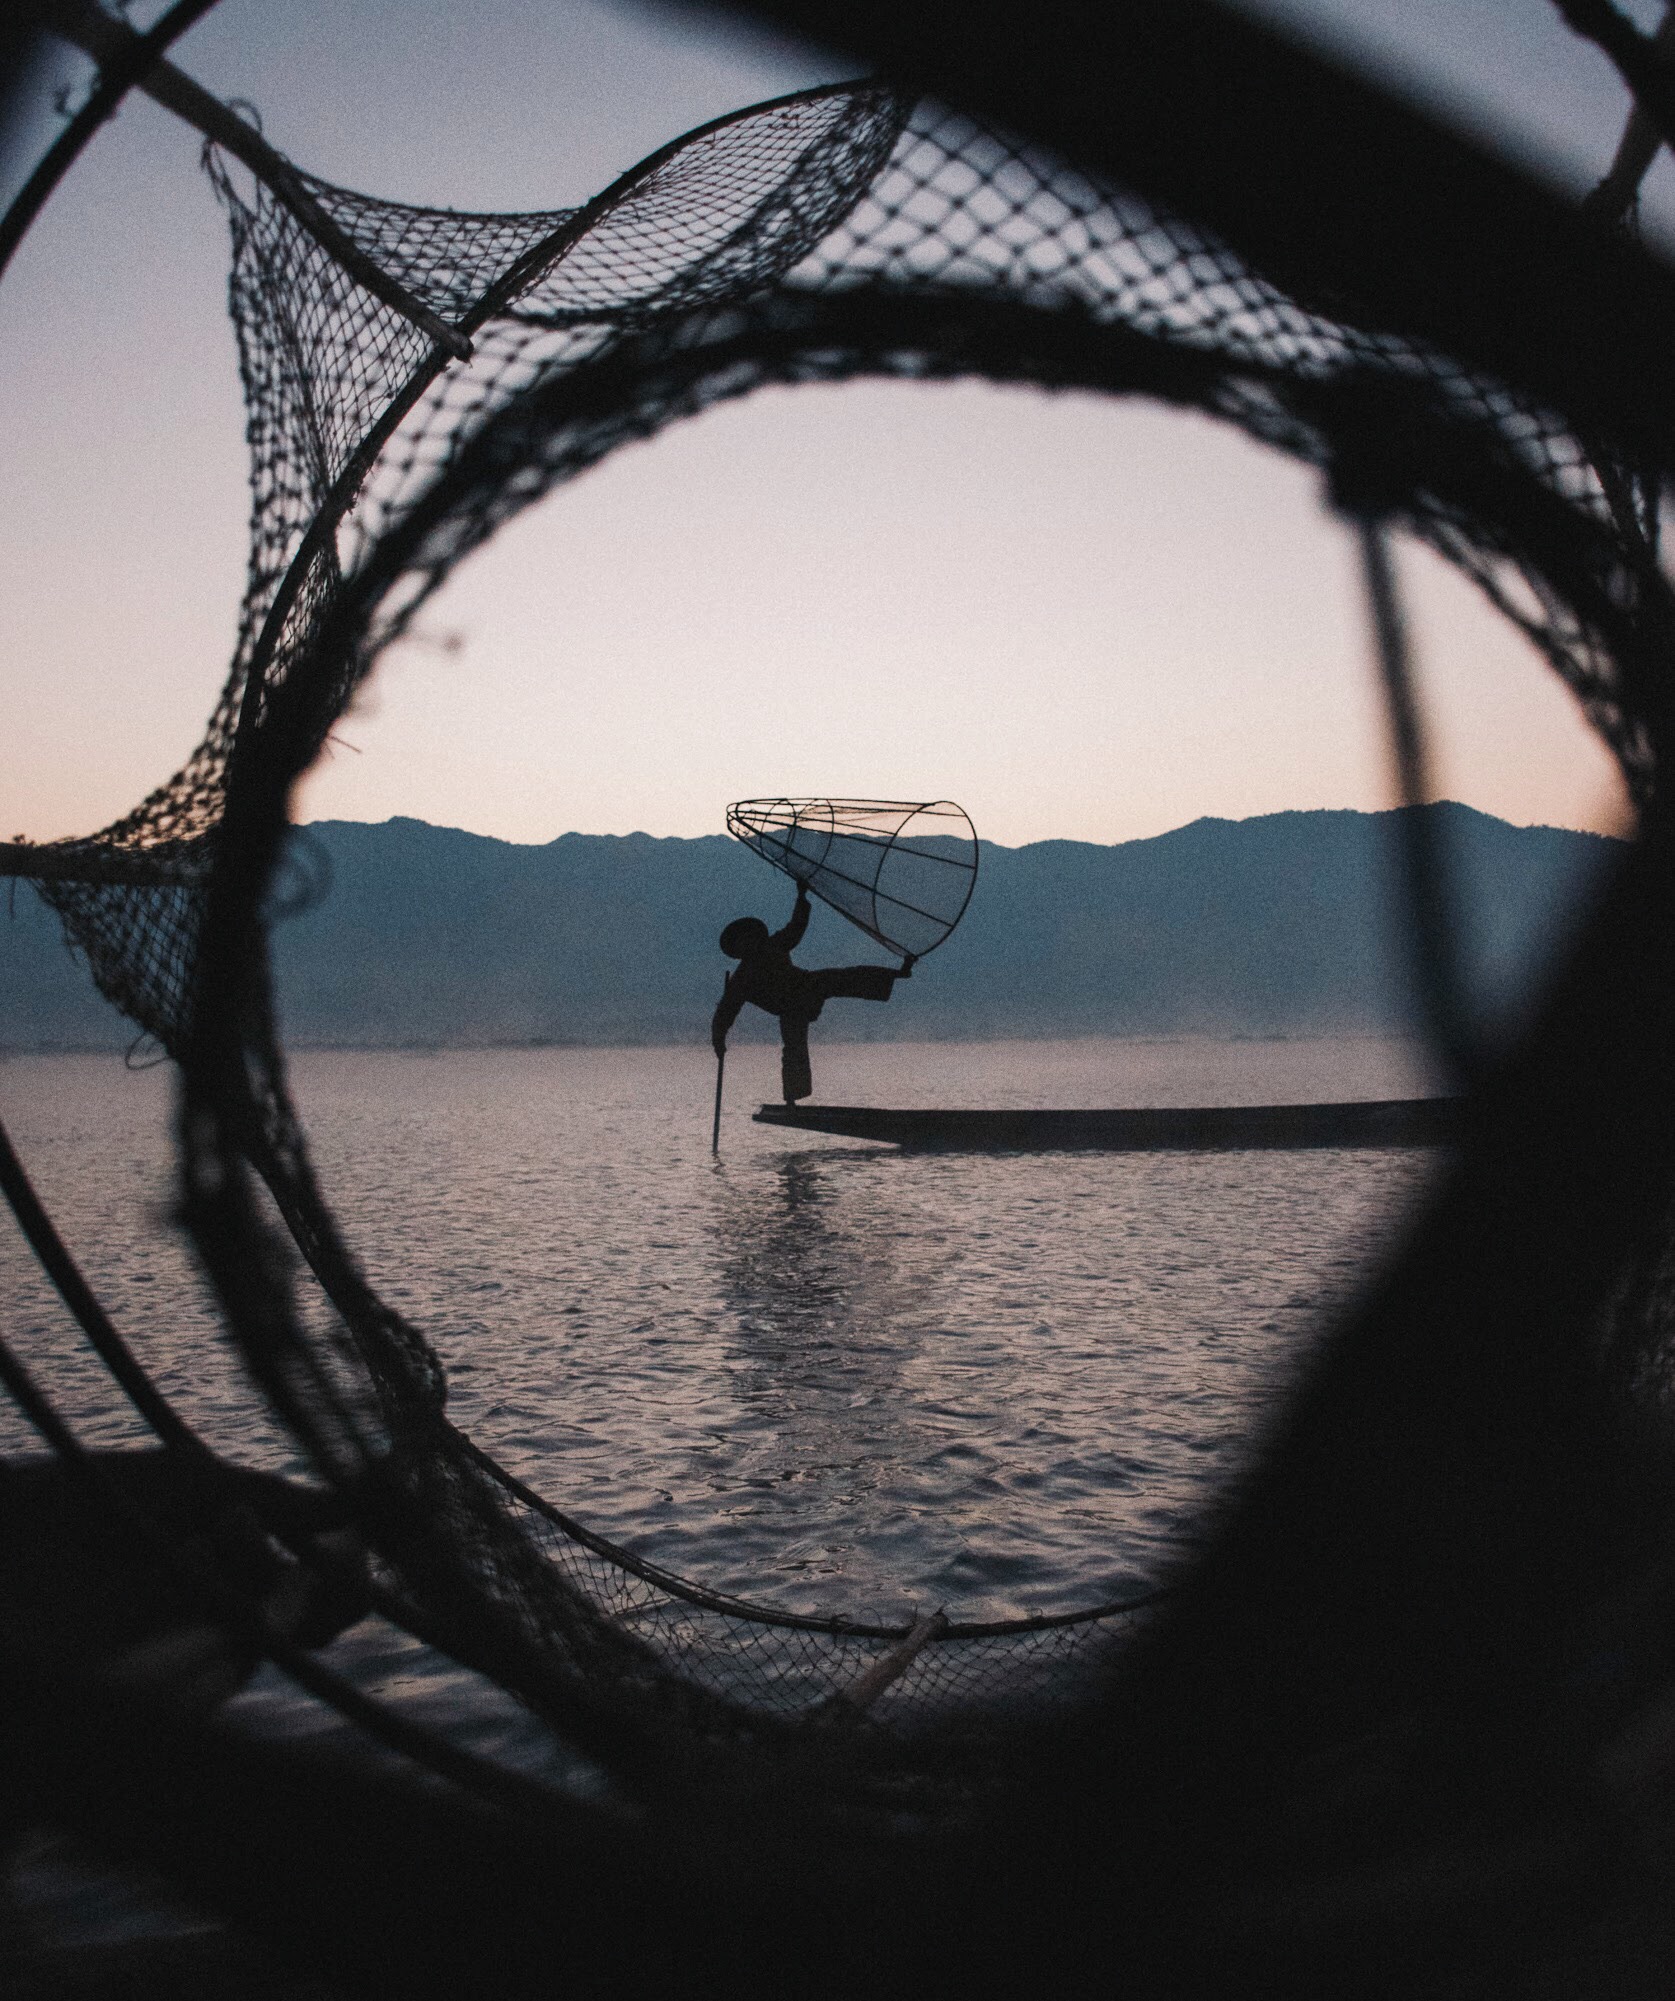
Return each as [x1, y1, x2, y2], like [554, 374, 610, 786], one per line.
[294, 799, 1623, 851]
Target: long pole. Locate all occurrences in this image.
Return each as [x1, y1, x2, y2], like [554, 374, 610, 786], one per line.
[711, 1049, 726, 1155]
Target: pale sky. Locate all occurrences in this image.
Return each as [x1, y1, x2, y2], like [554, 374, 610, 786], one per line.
[1, 0, 1663, 850]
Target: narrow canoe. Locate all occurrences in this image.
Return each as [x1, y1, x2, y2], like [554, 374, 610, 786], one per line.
[752, 1098, 1459, 1152]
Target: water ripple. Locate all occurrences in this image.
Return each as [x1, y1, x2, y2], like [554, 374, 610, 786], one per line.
[0, 1037, 1435, 1621]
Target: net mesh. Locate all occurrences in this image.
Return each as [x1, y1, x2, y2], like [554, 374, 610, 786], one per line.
[726, 798, 979, 958]
[7, 57, 1673, 1809]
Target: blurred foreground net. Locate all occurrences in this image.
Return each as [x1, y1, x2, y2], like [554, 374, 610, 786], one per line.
[5, 1, 1675, 1886]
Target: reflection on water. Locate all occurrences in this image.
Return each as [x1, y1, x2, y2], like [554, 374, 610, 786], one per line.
[703, 1150, 937, 1604]
[0, 1039, 1436, 1621]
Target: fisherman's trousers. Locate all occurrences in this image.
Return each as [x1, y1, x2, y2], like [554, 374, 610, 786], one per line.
[778, 965, 898, 1102]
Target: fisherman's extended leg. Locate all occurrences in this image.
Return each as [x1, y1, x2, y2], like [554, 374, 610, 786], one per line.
[810, 967, 899, 1006]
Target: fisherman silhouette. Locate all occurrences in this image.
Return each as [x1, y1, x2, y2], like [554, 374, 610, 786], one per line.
[711, 883, 912, 1103]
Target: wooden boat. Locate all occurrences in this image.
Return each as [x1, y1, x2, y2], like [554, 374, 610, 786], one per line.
[753, 1097, 1459, 1152]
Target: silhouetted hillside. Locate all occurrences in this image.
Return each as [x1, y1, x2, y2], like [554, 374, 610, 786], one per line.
[0, 805, 1618, 1050]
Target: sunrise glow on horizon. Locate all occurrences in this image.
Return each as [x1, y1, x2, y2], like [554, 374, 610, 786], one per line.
[2, 0, 1663, 853]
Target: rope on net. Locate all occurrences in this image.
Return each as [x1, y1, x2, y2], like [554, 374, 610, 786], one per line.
[5, 13, 1672, 1799]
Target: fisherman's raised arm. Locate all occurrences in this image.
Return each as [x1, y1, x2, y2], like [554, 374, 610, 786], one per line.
[771, 883, 811, 951]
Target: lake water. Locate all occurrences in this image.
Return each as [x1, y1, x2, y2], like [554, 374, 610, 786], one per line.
[1, 1035, 1442, 1624]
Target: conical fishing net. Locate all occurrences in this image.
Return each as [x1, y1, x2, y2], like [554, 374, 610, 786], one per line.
[6, 0, 1675, 1879]
[726, 798, 978, 958]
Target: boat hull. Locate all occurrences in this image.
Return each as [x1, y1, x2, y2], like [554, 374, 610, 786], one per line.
[752, 1098, 1459, 1151]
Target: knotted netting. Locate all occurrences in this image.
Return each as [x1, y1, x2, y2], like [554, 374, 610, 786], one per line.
[8, 11, 1675, 1827]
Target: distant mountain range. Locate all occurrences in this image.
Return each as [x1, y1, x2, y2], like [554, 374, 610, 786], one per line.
[0, 805, 1619, 1052]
